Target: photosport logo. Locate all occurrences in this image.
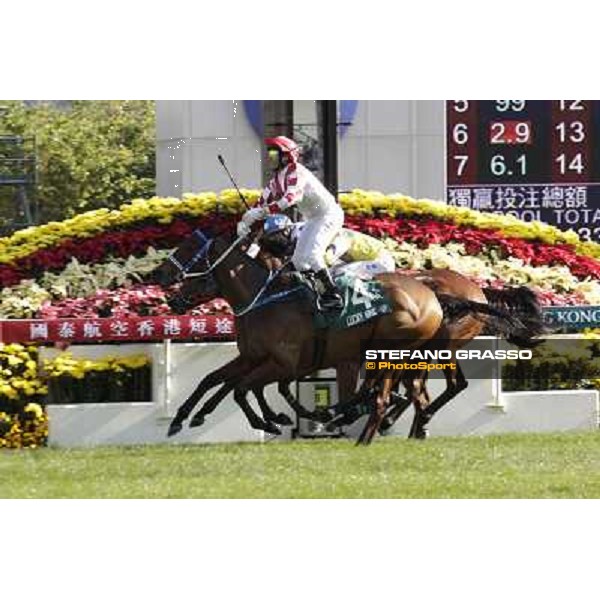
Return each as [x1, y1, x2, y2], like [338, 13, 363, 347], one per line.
[360, 337, 600, 385]
[361, 344, 533, 377]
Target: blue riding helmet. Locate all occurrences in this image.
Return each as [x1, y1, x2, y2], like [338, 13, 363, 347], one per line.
[263, 214, 292, 235]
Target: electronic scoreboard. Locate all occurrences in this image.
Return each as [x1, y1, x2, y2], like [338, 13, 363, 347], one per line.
[445, 100, 600, 242]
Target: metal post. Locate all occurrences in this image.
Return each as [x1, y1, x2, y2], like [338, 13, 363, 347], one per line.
[487, 336, 506, 411]
[320, 100, 338, 197]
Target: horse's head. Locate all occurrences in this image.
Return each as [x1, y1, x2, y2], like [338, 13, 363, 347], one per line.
[147, 228, 215, 288]
[166, 231, 264, 315]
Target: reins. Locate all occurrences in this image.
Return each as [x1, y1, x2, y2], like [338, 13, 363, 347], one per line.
[182, 235, 245, 279]
[177, 233, 299, 317]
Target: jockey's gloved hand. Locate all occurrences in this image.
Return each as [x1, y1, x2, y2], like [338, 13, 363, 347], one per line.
[237, 220, 251, 238]
[238, 206, 267, 238]
[243, 206, 268, 224]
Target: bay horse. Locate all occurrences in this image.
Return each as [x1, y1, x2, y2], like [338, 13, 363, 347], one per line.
[155, 229, 445, 444]
[152, 229, 522, 444]
[329, 271, 547, 439]
[182, 266, 545, 441]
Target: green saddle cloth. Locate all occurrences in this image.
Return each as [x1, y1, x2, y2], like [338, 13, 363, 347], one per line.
[314, 273, 393, 330]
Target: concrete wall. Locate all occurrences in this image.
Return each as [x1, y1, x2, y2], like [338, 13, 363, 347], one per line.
[44, 342, 267, 447]
[338, 100, 445, 198]
[156, 100, 262, 197]
[155, 100, 446, 200]
[44, 342, 599, 447]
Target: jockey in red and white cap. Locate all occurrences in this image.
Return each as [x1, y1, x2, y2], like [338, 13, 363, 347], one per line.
[237, 136, 344, 311]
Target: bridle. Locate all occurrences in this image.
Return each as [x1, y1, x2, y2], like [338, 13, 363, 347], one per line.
[167, 229, 213, 281]
[168, 229, 293, 317]
[182, 234, 245, 280]
[166, 229, 246, 281]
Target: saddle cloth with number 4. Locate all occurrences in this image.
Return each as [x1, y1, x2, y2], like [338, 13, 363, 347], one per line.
[313, 265, 393, 330]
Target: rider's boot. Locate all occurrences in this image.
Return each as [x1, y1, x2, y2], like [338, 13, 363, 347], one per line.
[314, 268, 344, 312]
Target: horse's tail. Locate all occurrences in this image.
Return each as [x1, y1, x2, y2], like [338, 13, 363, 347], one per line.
[482, 286, 549, 348]
[436, 292, 547, 347]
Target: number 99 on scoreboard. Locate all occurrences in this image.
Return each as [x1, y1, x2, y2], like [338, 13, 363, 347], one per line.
[445, 100, 600, 242]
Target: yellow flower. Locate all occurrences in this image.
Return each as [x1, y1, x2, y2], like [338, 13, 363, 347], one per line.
[1, 189, 599, 272]
[24, 403, 44, 419]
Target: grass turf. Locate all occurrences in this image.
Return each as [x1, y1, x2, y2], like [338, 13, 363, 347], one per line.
[1, 431, 599, 498]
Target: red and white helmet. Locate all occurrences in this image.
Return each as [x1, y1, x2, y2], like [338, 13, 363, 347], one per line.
[264, 136, 300, 164]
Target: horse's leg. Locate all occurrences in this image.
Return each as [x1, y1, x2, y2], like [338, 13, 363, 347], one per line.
[252, 386, 294, 427]
[276, 380, 327, 422]
[324, 384, 376, 431]
[379, 394, 412, 434]
[235, 391, 283, 435]
[356, 375, 394, 446]
[408, 372, 431, 439]
[336, 361, 361, 404]
[188, 380, 236, 428]
[320, 361, 368, 428]
[327, 361, 375, 424]
[378, 374, 412, 434]
[188, 380, 282, 434]
[230, 360, 313, 432]
[423, 361, 468, 421]
[167, 355, 250, 437]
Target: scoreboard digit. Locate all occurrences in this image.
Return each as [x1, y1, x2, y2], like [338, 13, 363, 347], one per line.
[445, 100, 600, 242]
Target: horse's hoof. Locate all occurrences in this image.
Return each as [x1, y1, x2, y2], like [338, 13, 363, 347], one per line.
[262, 423, 282, 436]
[274, 413, 294, 427]
[312, 408, 334, 424]
[189, 414, 205, 428]
[326, 419, 343, 432]
[355, 437, 371, 447]
[378, 418, 394, 434]
[167, 421, 183, 437]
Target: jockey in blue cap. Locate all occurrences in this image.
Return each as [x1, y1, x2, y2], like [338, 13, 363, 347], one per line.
[237, 136, 344, 311]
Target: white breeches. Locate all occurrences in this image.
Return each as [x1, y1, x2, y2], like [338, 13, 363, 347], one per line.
[292, 205, 344, 272]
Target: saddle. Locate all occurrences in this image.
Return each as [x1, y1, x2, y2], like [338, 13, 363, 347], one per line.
[258, 230, 394, 328]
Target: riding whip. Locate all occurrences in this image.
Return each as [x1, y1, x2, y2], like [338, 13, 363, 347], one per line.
[217, 154, 251, 210]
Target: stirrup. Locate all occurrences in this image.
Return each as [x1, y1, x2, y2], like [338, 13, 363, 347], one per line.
[317, 291, 345, 313]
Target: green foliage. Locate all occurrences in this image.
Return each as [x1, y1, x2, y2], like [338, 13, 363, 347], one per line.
[0, 100, 155, 224]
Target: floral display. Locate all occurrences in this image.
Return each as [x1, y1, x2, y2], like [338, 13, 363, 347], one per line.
[0, 344, 48, 401]
[42, 353, 150, 378]
[0, 344, 157, 447]
[0, 404, 49, 449]
[0, 190, 597, 321]
[382, 240, 600, 305]
[37, 288, 232, 320]
[43, 352, 153, 405]
[0, 344, 48, 448]
[0, 190, 598, 286]
[1, 189, 598, 265]
[345, 215, 600, 280]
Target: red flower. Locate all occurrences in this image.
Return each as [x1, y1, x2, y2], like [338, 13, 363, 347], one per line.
[345, 214, 600, 280]
[37, 284, 233, 319]
[2, 212, 599, 298]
